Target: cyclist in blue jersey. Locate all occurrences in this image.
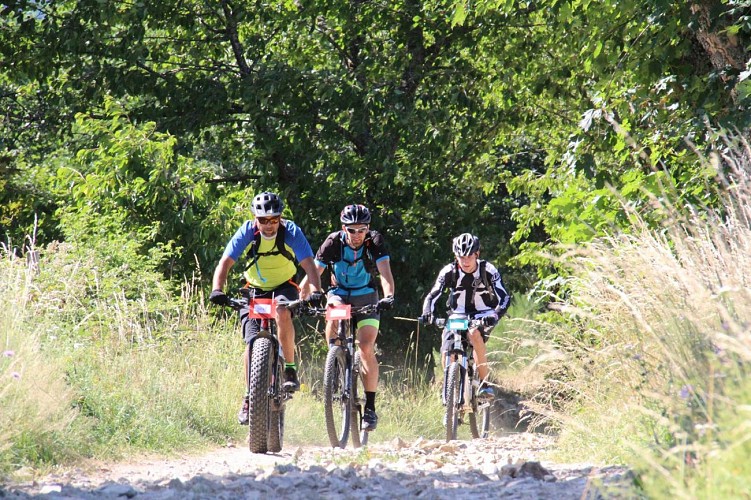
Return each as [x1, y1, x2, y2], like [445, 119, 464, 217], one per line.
[210, 192, 323, 425]
[301, 204, 395, 431]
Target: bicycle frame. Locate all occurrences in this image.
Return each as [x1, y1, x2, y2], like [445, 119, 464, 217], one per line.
[225, 293, 303, 453]
[241, 296, 288, 403]
[441, 317, 479, 408]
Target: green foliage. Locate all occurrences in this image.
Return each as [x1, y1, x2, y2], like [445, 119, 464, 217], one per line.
[2, 0, 751, 366]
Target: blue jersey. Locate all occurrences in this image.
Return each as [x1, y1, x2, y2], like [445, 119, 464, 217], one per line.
[315, 230, 390, 297]
[222, 219, 314, 290]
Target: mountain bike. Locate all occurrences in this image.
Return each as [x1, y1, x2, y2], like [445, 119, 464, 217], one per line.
[224, 291, 305, 454]
[433, 315, 492, 441]
[320, 302, 382, 449]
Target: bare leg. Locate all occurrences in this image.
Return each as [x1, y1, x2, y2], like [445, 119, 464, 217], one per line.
[276, 307, 295, 363]
[468, 328, 489, 382]
[357, 324, 379, 392]
[243, 344, 250, 386]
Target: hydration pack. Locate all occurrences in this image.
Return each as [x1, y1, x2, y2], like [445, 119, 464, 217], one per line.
[444, 260, 496, 310]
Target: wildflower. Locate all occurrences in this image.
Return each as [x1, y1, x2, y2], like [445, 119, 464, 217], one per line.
[2, 350, 13, 357]
[10, 372, 21, 380]
[679, 385, 693, 400]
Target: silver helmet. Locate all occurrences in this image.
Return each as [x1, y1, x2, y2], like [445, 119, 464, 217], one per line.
[252, 192, 284, 217]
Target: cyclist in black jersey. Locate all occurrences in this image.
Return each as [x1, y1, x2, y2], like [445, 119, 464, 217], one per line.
[419, 233, 511, 400]
[301, 204, 395, 431]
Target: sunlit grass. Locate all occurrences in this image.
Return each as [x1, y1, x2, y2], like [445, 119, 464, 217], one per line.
[0, 249, 79, 473]
[527, 142, 751, 496]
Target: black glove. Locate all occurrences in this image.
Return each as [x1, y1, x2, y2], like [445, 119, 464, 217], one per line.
[482, 315, 498, 328]
[418, 313, 432, 325]
[377, 295, 394, 311]
[209, 289, 230, 306]
[308, 291, 323, 308]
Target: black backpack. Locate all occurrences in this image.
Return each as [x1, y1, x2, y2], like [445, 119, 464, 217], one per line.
[443, 260, 496, 309]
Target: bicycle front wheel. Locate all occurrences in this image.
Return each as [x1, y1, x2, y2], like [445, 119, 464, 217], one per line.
[323, 346, 351, 448]
[248, 337, 273, 454]
[445, 362, 461, 442]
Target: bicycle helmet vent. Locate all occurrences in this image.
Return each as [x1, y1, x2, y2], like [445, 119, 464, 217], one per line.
[452, 233, 480, 256]
[340, 204, 371, 225]
[252, 192, 284, 217]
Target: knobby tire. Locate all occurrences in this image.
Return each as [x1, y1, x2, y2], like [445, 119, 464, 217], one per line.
[248, 337, 273, 454]
[445, 362, 461, 441]
[469, 387, 491, 439]
[323, 346, 350, 448]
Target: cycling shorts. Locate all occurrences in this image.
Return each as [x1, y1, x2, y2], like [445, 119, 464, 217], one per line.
[326, 290, 380, 329]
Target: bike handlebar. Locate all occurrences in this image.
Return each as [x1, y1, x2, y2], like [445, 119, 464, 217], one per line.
[223, 297, 308, 313]
[432, 317, 485, 329]
[301, 302, 383, 317]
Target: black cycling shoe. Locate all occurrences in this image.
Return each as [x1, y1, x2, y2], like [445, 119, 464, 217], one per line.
[477, 383, 495, 401]
[238, 397, 249, 425]
[362, 408, 378, 431]
[282, 367, 300, 392]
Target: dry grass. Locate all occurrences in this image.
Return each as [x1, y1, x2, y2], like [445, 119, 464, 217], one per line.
[527, 142, 751, 495]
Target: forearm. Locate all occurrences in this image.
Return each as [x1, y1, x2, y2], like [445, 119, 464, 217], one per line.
[377, 261, 395, 297]
[299, 257, 322, 291]
[212, 256, 236, 290]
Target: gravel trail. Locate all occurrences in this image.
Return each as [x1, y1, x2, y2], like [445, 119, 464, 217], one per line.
[3, 433, 636, 499]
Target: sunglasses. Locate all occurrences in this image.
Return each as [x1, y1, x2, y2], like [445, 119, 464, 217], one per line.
[257, 216, 281, 225]
[345, 226, 369, 235]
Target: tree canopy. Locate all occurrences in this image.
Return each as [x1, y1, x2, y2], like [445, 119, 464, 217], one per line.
[2, 0, 750, 325]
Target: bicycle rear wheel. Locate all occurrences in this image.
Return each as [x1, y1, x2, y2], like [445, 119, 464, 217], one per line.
[445, 362, 461, 441]
[248, 337, 273, 453]
[267, 355, 285, 453]
[323, 346, 351, 448]
[350, 351, 367, 447]
[469, 384, 491, 439]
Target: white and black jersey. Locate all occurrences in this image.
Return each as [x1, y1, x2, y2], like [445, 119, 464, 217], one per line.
[421, 260, 511, 317]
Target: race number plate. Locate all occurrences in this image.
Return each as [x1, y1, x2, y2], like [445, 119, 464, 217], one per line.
[247, 298, 276, 319]
[447, 317, 469, 330]
[326, 304, 352, 320]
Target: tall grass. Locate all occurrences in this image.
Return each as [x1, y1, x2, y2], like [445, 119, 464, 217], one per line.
[530, 143, 751, 496]
[0, 249, 79, 469]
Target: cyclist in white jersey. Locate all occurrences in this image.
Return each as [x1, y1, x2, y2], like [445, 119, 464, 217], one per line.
[419, 233, 511, 400]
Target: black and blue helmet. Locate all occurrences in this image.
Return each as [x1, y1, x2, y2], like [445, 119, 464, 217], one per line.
[340, 204, 371, 225]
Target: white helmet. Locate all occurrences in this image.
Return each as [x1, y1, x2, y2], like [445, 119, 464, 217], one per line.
[252, 192, 284, 217]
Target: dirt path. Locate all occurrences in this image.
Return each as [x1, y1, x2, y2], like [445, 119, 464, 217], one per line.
[4, 433, 636, 499]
